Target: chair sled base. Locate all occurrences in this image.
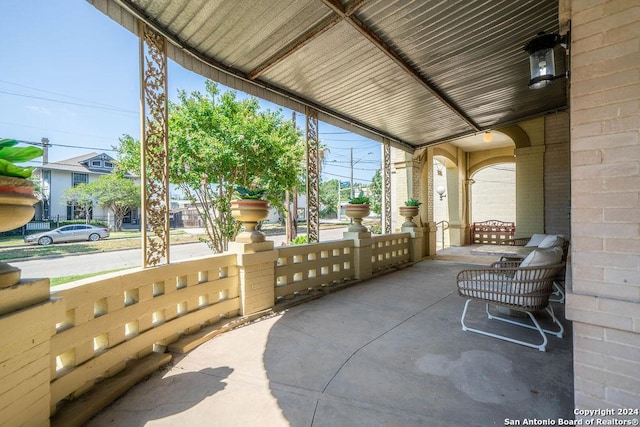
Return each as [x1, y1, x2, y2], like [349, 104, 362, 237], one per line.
[461, 299, 564, 352]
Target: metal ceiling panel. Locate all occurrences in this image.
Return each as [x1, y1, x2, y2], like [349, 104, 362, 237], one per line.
[356, 0, 567, 129]
[261, 20, 472, 144]
[100, 0, 568, 150]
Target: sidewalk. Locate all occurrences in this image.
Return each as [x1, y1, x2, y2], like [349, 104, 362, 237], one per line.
[86, 253, 573, 426]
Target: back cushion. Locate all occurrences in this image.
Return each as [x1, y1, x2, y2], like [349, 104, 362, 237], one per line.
[538, 234, 563, 248]
[519, 246, 563, 268]
[525, 234, 548, 247]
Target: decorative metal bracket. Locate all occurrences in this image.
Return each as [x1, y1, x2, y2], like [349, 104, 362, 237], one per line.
[305, 107, 319, 243]
[139, 22, 170, 267]
[383, 138, 391, 234]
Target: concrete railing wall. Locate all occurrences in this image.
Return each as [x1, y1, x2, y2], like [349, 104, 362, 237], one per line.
[1, 230, 422, 426]
[49, 254, 240, 415]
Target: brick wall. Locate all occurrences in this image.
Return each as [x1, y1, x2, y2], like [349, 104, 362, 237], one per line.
[515, 145, 545, 237]
[545, 112, 571, 236]
[567, 0, 640, 412]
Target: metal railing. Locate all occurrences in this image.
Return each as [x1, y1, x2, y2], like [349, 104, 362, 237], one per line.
[436, 220, 449, 250]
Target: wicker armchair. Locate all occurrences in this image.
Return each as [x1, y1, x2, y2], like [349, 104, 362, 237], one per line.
[457, 261, 565, 351]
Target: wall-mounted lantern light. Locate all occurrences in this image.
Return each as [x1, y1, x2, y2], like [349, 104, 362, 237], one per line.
[523, 31, 569, 89]
[436, 185, 446, 201]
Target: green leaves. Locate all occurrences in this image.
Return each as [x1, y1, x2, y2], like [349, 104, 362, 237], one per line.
[234, 185, 266, 200]
[0, 138, 44, 178]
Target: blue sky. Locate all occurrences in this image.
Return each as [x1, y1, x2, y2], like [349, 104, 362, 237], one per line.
[0, 0, 381, 184]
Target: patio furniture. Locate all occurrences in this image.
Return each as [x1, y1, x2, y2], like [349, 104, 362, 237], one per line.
[470, 220, 516, 245]
[511, 234, 569, 303]
[457, 247, 565, 351]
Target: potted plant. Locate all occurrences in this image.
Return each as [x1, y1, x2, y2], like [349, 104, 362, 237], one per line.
[345, 191, 370, 232]
[399, 198, 421, 228]
[0, 139, 43, 232]
[231, 185, 269, 243]
[0, 138, 43, 287]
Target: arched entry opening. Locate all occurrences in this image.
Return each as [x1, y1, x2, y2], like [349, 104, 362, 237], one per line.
[470, 163, 516, 224]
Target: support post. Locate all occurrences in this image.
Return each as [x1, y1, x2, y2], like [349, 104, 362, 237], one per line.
[229, 241, 277, 316]
[402, 227, 425, 262]
[343, 231, 373, 280]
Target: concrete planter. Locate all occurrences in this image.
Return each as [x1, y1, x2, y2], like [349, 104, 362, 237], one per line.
[399, 206, 420, 228]
[0, 176, 38, 288]
[345, 204, 370, 232]
[231, 199, 269, 243]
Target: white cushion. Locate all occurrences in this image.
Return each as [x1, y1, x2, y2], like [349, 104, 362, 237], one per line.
[525, 234, 547, 247]
[538, 234, 563, 248]
[519, 246, 563, 268]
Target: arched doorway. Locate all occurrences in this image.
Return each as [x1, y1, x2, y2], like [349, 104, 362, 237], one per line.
[470, 163, 516, 224]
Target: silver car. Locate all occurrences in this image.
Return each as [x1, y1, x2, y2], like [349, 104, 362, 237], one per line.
[24, 225, 110, 245]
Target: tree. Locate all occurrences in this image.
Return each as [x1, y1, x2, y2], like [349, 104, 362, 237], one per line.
[369, 169, 382, 215]
[62, 183, 93, 223]
[88, 174, 141, 231]
[319, 179, 339, 218]
[117, 81, 305, 252]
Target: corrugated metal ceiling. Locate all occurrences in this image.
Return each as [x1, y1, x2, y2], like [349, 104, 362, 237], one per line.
[101, 0, 567, 150]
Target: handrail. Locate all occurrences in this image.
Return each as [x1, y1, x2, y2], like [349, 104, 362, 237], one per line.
[436, 220, 449, 250]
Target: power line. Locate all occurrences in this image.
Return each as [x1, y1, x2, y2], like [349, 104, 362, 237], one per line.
[0, 122, 126, 142]
[0, 79, 137, 112]
[15, 139, 117, 152]
[0, 90, 138, 115]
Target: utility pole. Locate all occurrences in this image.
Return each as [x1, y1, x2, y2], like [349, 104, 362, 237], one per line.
[350, 147, 354, 199]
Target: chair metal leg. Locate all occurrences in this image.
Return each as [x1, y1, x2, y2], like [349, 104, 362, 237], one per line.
[485, 304, 564, 339]
[460, 299, 548, 351]
[549, 280, 565, 304]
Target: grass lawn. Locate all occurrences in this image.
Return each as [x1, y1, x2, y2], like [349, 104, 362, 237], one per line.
[0, 232, 204, 261]
[50, 268, 131, 287]
[0, 223, 348, 262]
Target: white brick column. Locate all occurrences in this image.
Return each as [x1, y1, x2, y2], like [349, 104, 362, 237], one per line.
[567, 0, 640, 413]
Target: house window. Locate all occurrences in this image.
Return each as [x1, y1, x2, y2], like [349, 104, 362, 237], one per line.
[104, 161, 114, 169]
[91, 160, 102, 167]
[72, 172, 88, 187]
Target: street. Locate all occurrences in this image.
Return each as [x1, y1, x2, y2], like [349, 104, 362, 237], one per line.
[13, 227, 348, 280]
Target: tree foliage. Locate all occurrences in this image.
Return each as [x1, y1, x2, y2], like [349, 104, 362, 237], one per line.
[89, 174, 141, 231]
[369, 169, 382, 215]
[62, 183, 93, 224]
[61, 174, 141, 230]
[117, 81, 305, 252]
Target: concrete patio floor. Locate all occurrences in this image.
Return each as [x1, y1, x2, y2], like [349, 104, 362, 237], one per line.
[86, 248, 574, 426]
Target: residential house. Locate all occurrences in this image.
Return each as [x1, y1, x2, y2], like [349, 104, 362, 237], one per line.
[34, 151, 140, 227]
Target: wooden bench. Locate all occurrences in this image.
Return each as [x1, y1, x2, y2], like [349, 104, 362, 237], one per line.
[470, 220, 515, 245]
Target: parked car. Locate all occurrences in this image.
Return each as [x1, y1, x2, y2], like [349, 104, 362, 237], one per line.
[24, 225, 110, 245]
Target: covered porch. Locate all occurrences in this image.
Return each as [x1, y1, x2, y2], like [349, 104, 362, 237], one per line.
[1, 0, 638, 425]
[84, 254, 574, 426]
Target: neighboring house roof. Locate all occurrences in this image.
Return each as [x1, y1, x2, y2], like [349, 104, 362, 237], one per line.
[37, 152, 136, 178]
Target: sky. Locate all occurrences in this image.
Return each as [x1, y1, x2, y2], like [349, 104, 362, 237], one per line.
[0, 0, 381, 185]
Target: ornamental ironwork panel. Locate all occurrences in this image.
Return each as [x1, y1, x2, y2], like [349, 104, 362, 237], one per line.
[139, 22, 170, 267]
[383, 138, 392, 234]
[305, 107, 319, 243]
